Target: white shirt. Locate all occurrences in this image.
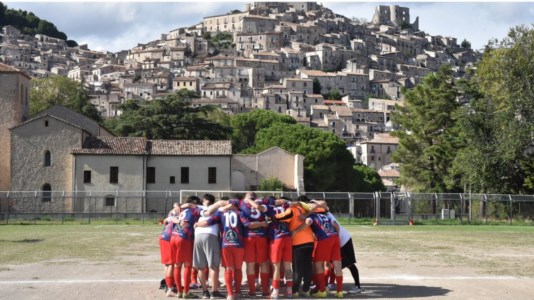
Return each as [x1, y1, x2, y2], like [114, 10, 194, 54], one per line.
[327, 212, 351, 246]
[194, 205, 219, 236]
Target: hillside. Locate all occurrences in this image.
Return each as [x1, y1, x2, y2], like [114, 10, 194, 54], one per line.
[0, 2, 77, 46]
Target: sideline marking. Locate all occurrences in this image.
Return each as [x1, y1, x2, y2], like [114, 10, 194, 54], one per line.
[0, 275, 529, 285]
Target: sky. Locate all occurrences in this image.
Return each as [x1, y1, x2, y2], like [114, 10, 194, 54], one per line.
[4, 1, 534, 53]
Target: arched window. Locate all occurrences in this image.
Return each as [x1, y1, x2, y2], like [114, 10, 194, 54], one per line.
[42, 184, 52, 202]
[44, 151, 51, 167]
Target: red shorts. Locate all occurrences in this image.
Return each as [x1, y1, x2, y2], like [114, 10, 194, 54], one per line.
[222, 247, 244, 269]
[270, 237, 292, 263]
[313, 236, 341, 262]
[159, 238, 173, 265]
[171, 235, 193, 264]
[244, 237, 269, 263]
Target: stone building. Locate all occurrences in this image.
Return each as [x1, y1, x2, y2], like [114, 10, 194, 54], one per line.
[0, 63, 30, 190]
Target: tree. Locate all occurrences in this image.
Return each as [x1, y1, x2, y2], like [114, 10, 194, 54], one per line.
[230, 109, 296, 153]
[312, 78, 322, 94]
[353, 164, 386, 192]
[29, 76, 102, 122]
[460, 39, 471, 49]
[245, 123, 359, 192]
[391, 65, 461, 192]
[325, 89, 342, 100]
[452, 25, 534, 194]
[104, 89, 231, 140]
[258, 177, 289, 191]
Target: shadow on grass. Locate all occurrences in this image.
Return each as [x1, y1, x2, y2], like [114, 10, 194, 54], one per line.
[351, 283, 450, 298]
[13, 239, 44, 243]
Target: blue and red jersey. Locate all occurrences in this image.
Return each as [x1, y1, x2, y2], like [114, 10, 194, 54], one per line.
[308, 212, 338, 241]
[172, 207, 201, 240]
[207, 209, 250, 248]
[231, 199, 268, 238]
[160, 209, 178, 241]
[264, 202, 291, 240]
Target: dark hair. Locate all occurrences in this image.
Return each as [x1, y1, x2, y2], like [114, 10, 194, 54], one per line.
[279, 196, 290, 201]
[221, 196, 230, 200]
[203, 193, 216, 205]
[232, 193, 244, 200]
[186, 195, 201, 204]
[297, 194, 310, 203]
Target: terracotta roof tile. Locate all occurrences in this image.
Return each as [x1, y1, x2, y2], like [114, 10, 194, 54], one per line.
[73, 137, 232, 156]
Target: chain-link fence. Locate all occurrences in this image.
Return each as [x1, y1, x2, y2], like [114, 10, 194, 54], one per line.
[1, 190, 534, 224]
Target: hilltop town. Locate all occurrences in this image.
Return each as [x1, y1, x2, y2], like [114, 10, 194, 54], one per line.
[0, 2, 481, 187]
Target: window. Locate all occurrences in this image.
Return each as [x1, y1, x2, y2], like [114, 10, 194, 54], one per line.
[181, 167, 189, 184]
[208, 167, 217, 184]
[44, 151, 51, 167]
[110, 166, 119, 184]
[105, 196, 115, 207]
[45, 120, 48, 127]
[170, 176, 176, 184]
[42, 184, 52, 202]
[83, 170, 92, 183]
[147, 167, 156, 184]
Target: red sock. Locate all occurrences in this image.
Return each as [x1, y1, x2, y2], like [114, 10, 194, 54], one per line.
[314, 274, 325, 292]
[192, 267, 198, 284]
[272, 279, 280, 289]
[174, 266, 182, 293]
[329, 268, 336, 284]
[261, 272, 270, 293]
[336, 276, 343, 293]
[286, 279, 293, 289]
[247, 274, 256, 294]
[235, 269, 243, 293]
[280, 270, 285, 281]
[225, 270, 234, 296]
[184, 266, 192, 294]
[165, 276, 175, 289]
[324, 268, 331, 285]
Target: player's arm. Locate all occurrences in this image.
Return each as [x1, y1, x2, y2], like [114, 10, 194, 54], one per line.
[180, 203, 197, 209]
[202, 200, 228, 217]
[245, 197, 267, 213]
[195, 212, 220, 228]
[291, 217, 312, 236]
[248, 221, 269, 229]
[274, 207, 293, 222]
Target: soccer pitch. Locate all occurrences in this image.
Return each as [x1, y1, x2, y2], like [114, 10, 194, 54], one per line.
[1, 224, 533, 299]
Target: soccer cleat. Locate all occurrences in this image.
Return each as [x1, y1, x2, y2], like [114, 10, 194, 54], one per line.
[335, 291, 343, 298]
[166, 288, 176, 297]
[311, 290, 327, 298]
[247, 292, 256, 298]
[285, 288, 293, 298]
[348, 287, 362, 294]
[210, 291, 225, 299]
[261, 291, 271, 297]
[176, 292, 184, 298]
[299, 291, 310, 297]
[202, 290, 211, 299]
[191, 283, 201, 289]
[327, 283, 336, 291]
[270, 290, 279, 299]
[183, 292, 200, 298]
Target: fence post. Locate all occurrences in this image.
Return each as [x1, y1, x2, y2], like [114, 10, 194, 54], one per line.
[407, 192, 412, 224]
[459, 193, 463, 224]
[348, 192, 353, 224]
[483, 194, 487, 224]
[390, 192, 395, 224]
[61, 191, 65, 225]
[509, 194, 513, 225]
[33, 191, 37, 225]
[374, 192, 380, 224]
[6, 191, 10, 225]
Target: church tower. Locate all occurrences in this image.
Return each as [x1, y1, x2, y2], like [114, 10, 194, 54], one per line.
[0, 62, 30, 190]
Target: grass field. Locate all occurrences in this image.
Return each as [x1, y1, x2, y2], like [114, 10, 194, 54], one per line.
[1, 224, 534, 299]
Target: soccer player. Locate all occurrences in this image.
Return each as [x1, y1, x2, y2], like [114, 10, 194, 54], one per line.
[196, 201, 267, 300]
[161, 203, 180, 297]
[246, 196, 294, 299]
[233, 192, 271, 297]
[273, 195, 315, 297]
[170, 196, 202, 299]
[305, 211, 343, 298]
[193, 194, 225, 299]
[326, 211, 362, 294]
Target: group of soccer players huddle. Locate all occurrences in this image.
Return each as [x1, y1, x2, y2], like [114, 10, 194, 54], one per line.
[159, 192, 362, 299]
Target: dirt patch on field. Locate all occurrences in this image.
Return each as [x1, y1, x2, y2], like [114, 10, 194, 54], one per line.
[1, 225, 534, 299]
